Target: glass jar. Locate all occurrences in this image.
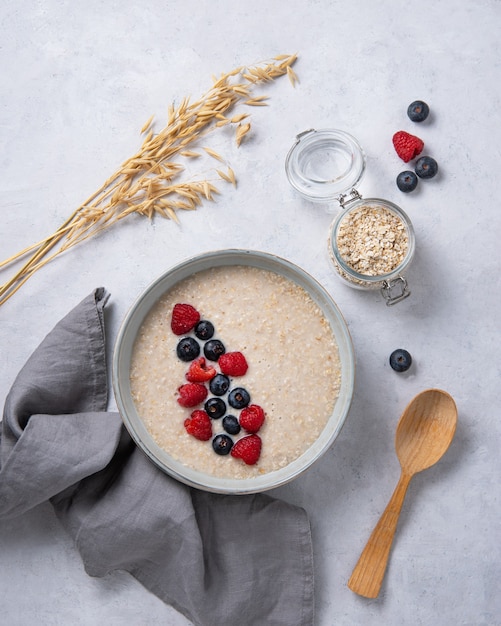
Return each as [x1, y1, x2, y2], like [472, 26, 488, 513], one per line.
[285, 129, 415, 305]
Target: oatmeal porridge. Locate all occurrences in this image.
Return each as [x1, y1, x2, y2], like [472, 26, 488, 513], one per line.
[130, 265, 342, 480]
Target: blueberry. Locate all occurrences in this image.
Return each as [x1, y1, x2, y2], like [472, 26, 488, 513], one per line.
[222, 414, 241, 435]
[228, 387, 250, 409]
[176, 337, 200, 362]
[407, 100, 430, 123]
[212, 434, 234, 455]
[396, 170, 418, 193]
[204, 397, 226, 419]
[195, 320, 215, 341]
[389, 349, 413, 372]
[210, 373, 230, 396]
[204, 339, 226, 361]
[415, 156, 438, 179]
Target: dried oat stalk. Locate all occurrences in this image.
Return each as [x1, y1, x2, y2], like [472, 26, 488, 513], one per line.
[0, 54, 298, 306]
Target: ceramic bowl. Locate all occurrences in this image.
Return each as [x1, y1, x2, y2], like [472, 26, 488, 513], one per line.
[112, 249, 355, 494]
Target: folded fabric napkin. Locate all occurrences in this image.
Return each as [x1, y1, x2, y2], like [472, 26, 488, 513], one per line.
[0, 288, 314, 626]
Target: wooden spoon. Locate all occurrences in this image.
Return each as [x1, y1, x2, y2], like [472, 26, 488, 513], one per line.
[348, 388, 457, 598]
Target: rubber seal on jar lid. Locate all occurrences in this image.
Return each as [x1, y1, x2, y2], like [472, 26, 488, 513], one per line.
[285, 129, 366, 202]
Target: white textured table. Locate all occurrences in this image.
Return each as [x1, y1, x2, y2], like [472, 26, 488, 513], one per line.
[1, 2, 500, 624]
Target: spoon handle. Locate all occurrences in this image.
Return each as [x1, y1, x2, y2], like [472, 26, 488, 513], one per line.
[348, 471, 412, 598]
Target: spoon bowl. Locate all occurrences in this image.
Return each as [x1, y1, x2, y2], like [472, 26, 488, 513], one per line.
[348, 389, 457, 598]
[396, 388, 457, 474]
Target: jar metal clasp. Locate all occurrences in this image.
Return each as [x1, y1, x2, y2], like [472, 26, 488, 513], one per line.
[338, 188, 362, 209]
[381, 276, 410, 306]
[295, 128, 316, 142]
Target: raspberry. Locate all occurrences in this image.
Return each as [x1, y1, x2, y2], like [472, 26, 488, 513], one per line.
[219, 351, 248, 377]
[231, 434, 262, 465]
[171, 303, 200, 335]
[177, 382, 208, 407]
[392, 131, 424, 163]
[239, 404, 265, 433]
[184, 410, 212, 441]
[185, 357, 217, 383]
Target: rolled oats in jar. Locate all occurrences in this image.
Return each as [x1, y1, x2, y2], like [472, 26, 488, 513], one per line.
[285, 129, 416, 305]
[328, 193, 415, 304]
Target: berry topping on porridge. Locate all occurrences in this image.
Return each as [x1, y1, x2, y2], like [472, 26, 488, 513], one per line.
[184, 410, 213, 441]
[204, 339, 226, 361]
[173, 305, 266, 463]
[185, 357, 217, 383]
[171, 303, 200, 335]
[177, 382, 208, 407]
[239, 404, 265, 434]
[212, 434, 234, 456]
[204, 397, 227, 419]
[176, 337, 200, 362]
[228, 387, 250, 409]
[194, 320, 215, 340]
[231, 434, 262, 465]
[222, 414, 241, 435]
[219, 351, 249, 376]
[209, 373, 231, 396]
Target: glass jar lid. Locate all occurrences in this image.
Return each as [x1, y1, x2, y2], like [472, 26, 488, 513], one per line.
[285, 129, 366, 202]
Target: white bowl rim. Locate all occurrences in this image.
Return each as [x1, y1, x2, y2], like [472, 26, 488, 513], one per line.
[112, 248, 355, 494]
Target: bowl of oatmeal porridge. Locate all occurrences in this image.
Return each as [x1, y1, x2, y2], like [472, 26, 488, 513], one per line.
[113, 249, 354, 494]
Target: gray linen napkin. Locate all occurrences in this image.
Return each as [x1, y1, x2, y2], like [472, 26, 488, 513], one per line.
[0, 288, 314, 626]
